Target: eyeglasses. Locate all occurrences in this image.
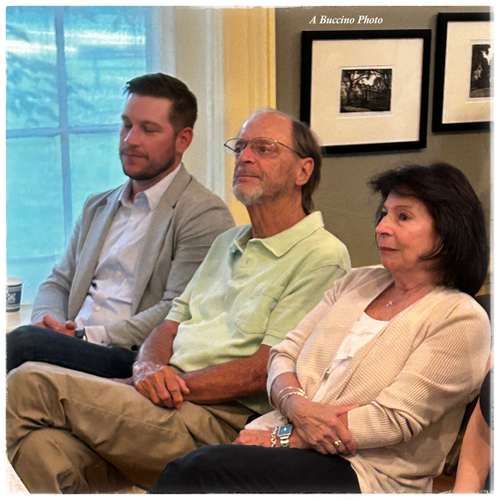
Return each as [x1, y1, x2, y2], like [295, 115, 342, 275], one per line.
[224, 137, 304, 158]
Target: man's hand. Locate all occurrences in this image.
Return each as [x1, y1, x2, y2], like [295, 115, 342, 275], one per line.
[233, 428, 310, 449]
[233, 429, 274, 447]
[132, 361, 190, 410]
[286, 397, 359, 456]
[35, 314, 77, 336]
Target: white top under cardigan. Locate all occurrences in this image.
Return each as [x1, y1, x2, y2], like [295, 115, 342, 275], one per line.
[247, 312, 388, 430]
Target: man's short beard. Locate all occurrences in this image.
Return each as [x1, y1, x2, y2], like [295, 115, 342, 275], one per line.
[124, 156, 176, 181]
[121, 141, 177, 181]
[233, 185, 264, 206]
[233, 176, 294, 207]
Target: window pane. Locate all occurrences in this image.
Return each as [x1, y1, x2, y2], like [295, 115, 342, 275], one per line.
[6, 137, 66, 303]
[69, 132, 128, 226]
[6, 5, 152, 305]
[6, 6, 59, 130]
[64, 6, 148, 127]
[7, 256, 64, 307]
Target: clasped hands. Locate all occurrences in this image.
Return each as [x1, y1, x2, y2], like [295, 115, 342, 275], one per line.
[234, 399, 358, 456]
[34, 314, 77, 336]
[117, 361, 190, 410]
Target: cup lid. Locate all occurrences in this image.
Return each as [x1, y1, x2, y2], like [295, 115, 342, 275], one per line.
[7, 277, 23, 286]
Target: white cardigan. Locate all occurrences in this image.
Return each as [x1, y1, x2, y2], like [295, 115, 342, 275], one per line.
[268, 267, 490, 493]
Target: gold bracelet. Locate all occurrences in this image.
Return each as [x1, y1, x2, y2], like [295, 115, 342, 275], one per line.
[278, 388, 307, 413]
[278, 390, 309, 416]
[276, 386, 299, 401]
[277, 387, 307, 406]
[272, 386, 298, 409]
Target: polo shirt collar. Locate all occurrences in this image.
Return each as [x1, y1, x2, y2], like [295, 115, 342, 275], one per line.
[231, 211, 324, 258]
[231, 225, 253, 254]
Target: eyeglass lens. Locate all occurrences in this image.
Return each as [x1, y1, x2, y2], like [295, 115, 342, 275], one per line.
[229, 138, 276, 156]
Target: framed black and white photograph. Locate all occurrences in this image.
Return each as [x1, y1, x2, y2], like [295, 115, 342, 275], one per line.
[470, 44, 493, 98]
[300, 30, 431, 155]
[432, 12, 493, 132]
[340, 69, 392, 113]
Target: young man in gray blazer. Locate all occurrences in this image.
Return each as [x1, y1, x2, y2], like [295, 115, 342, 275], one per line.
[6, 73, 234, 378]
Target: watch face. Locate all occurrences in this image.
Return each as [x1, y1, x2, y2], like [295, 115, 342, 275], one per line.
[278, 425, 293, 436]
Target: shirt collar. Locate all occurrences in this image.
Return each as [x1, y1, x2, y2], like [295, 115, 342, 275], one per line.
[119, 163, 182, 211]
[231, 225, 254, 254]
[231, 211, 325, 258]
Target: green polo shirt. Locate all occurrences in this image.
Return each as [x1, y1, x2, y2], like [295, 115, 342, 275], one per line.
[167, 211, 350, 414]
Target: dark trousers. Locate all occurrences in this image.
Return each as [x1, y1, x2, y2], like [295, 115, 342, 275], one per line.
[148, 444, 362, 494]
[6, 325, 137, 378]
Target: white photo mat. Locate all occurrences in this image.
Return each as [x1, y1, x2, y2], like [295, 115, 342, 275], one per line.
[442, 21, 493, 125]
[310, 38, 424, 147]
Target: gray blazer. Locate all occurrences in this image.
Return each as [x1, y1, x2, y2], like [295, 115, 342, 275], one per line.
[31, 165, 235, 349]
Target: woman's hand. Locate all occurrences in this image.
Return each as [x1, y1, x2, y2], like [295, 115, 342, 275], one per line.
[286, 396, 359, 455]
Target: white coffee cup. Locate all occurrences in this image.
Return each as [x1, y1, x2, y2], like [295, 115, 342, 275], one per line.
[6, 277, 23, 313]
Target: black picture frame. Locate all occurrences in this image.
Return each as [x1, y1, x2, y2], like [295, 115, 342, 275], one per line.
[432, 12, 493, 132]
[300, 30, 431, 155]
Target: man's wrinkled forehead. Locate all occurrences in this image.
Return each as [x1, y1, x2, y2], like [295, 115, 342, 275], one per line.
[239, 112, 293, 142]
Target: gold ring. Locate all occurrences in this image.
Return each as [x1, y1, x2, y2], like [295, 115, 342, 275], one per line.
[334, 439, 342, 447]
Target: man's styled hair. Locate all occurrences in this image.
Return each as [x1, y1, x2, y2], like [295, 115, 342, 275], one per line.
[124, 73, 198, 132]
[369, 163, 489, 296]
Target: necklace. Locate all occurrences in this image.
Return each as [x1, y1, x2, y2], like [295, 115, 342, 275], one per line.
[385, 282, 434, 307]
[385, 295, 410, 307]
[386, 298, 401, 307]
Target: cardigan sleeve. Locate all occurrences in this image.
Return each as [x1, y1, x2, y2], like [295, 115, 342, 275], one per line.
[347, 298, 491, 449]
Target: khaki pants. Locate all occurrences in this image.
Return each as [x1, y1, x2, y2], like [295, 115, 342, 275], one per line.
[6, 362, 254, 493]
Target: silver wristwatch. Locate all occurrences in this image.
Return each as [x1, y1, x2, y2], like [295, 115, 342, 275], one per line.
[277, 423, 293, 448]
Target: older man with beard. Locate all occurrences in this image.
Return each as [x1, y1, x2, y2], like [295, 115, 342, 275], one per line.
[7, 110, 351, 493]
[6, 73, 234, 378]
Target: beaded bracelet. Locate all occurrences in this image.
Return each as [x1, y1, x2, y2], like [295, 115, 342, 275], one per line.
[270, 426, 278, 447]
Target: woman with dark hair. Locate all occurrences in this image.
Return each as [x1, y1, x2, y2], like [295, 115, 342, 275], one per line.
[149, 163, 491, 494]
[370, 162, 489, 297]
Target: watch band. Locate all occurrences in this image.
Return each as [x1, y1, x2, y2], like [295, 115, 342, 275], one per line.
[74, 328, 87, 341]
